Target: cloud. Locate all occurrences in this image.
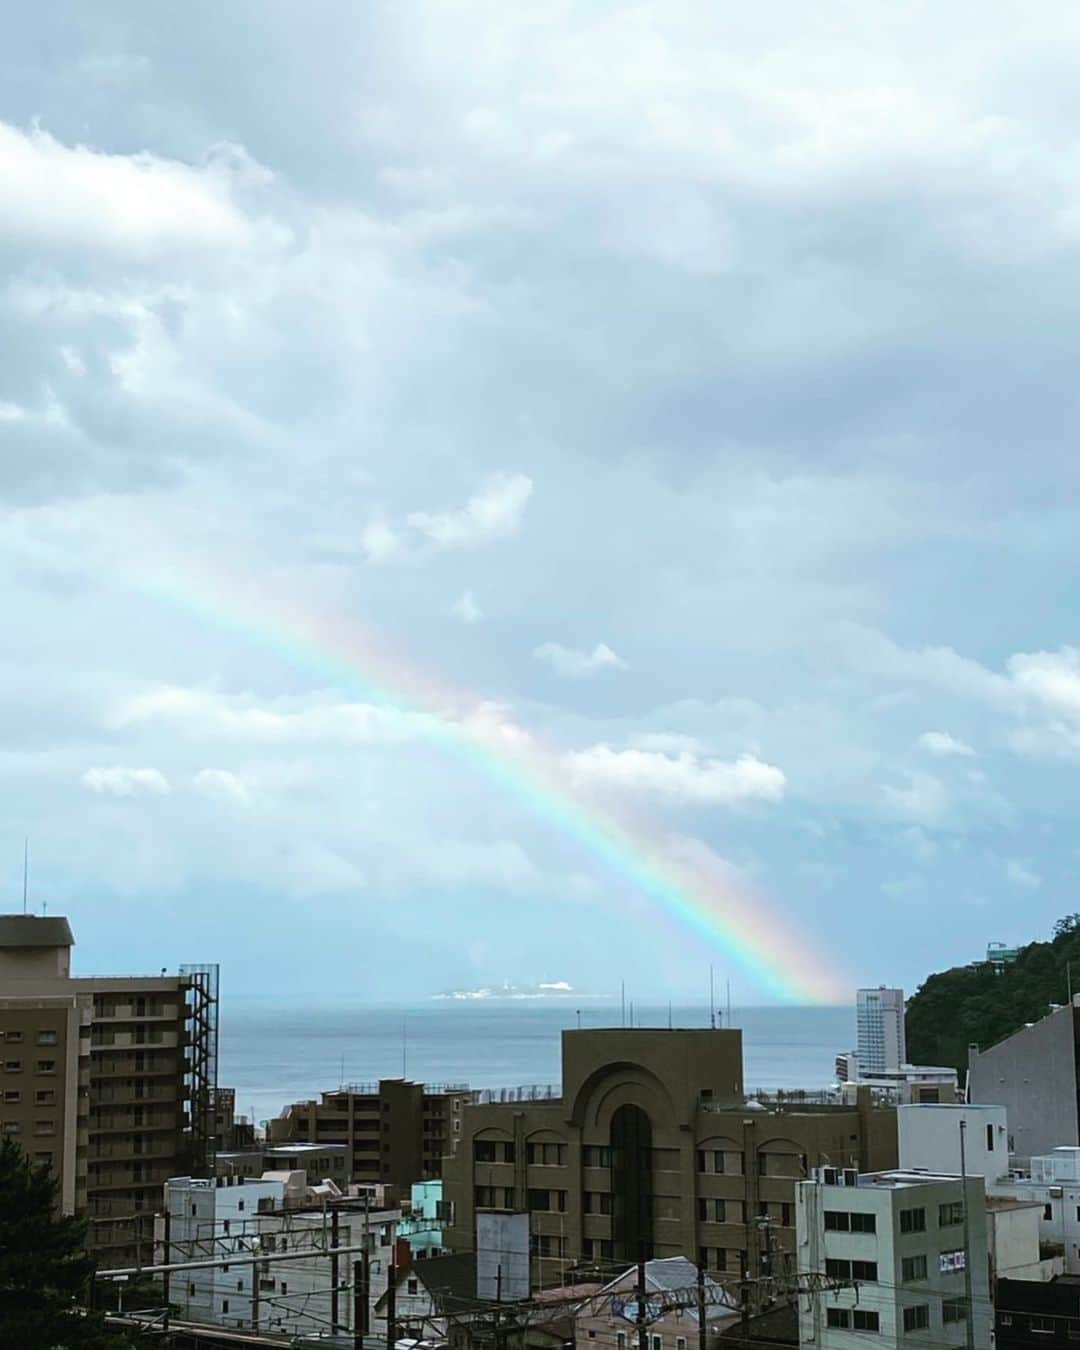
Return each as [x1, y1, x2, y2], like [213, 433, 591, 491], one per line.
[360, 521, 404, 563]
[193, 768, 252, 806]
[1008, 648, 1080, 717]
[567, 746, 786, 806]
[881, 773, 949, 826]
[917, 730, 975, 757]
[1005, 858, 1041, 890]
[534, 642, 627, 678]
[407, 473, 533, 549]
[452, 589, 483, 624]
[81, 766, 171, 798]
[0, 122, 273, 254]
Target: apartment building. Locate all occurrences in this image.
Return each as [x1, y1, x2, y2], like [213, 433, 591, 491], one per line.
[270, 1078, 472, 1185]
[442, 1028, 898, 1289]
[796, 1167, 991, 1348]
[855, 987, 906, 1076]
[0, 913, 217, 1267]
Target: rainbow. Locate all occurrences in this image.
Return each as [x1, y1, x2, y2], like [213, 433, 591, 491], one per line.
[137, 565, 848, 1005]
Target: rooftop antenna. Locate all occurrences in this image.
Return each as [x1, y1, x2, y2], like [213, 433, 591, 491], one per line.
[726, 978, 732, 1028]
[22, 836, 28, 915]
[709, 965, 716, 1030]
[402, 1016, 407, 1079]
[621, 980, 626, 1028]
[667, 1000, 672, 1030]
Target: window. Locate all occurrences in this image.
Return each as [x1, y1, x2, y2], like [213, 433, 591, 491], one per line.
[676, 1339, 686, 1350]
[824, 1211, 850, 1232]
[902, 1254, 927, 1282]
[584, 1145, 614, 1168]
[222, 1300, 229, 1314]
[35, 1061, 56, 1075]
[939, 1201, 964, 1227]
[1045, 1203, 1054, 1221]
[851, 1212, 876, 1233]
[851, 1260, 877, 1282]
[900, 1207, 926, 1233]
[942, 1298, 967, 1324]
[35, 1091, 55, 1105]
[408, 1279, 419, 1295]
[36, 1031, 57, 1046]
[1031, 1316, 1055, 1334]
[33, 1120, 55, 1136]
[826, 1309, 851, 1329]
[902, 1306, 930, 1332]
[650, 1337, 661, 1350]
[33, 1152, 53, 1167]
[939, 1249, 966, 1274]
[781, 1202, 792, 1227]
[2, 1091, 19, 1104]
[527, 1142, 567, 1166]
[586, 1192, 614, 1215]
[474, 1140, 497, 1163]
[825, 1259, 851, 1280]
[986, 1124, 995, 1152]
[527, 1188, 567, 1213]
[3, 1032, 22, 1043]
[853, 1309, 880, 1331]
[697, 1197, 726, 1223]
[2, 1121, 20, 1134]
[4, 1062, 22, 1074]
[237, 1199, 244, 1212]
[616, 1336, 626, 1350]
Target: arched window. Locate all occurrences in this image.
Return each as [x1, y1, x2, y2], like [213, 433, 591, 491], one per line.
[611, 1104, 652, 1261]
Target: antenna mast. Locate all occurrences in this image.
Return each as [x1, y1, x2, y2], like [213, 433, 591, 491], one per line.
[709, 965, 716, 1030]
[22, 836, 28, 915]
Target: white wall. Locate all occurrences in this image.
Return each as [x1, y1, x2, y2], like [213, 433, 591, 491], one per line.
[898, 1104, 1008, 1180]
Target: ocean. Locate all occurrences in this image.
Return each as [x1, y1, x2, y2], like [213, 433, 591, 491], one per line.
[218, 1001, 853, 1127]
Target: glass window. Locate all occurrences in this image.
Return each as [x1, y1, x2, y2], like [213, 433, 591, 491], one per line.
[902, 1306, 930, 1332]
[36, 1031, 57, 1046]
[826, 1309, 850, 1329]
[853, 1309, 879, 1331]
[824, 1211, 850, 1232]
[851, 1260, 877, 1282]
[899, 1207, 926, 1233]
[851, 1212, 876, 1233]
[938, 1201, 964, 1227]
[943, 1298, 967, 1324]
[825, 1258, 851, 1279]
[902, 1254, 927, 1282]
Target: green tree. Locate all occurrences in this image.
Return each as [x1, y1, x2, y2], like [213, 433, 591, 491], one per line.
[0, 1134, 130, 1348]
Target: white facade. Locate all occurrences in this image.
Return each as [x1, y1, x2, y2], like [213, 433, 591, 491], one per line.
[796, 1168, 991, 1350]
[898, 1103, 1008, 1180]
[989, 1146, 1080, 1275]
[856, 987, 906, 1075]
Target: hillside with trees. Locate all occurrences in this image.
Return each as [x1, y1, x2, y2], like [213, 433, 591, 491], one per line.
[906, 915, 1080, 1073]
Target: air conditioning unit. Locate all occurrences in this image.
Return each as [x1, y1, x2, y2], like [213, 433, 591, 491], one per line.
[1050, 1187, 1064, 1198]
[844, 1169, 859, 1187]
[822, 1168, 839, 1185]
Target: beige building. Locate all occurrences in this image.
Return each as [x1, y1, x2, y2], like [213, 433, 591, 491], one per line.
[442, 1028, 897, 1288]
[270, 1078, 473, 1185]
[0, 913, 216, 1267]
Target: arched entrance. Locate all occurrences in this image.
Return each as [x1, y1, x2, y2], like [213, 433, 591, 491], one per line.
[611, 1103, 653, 1260]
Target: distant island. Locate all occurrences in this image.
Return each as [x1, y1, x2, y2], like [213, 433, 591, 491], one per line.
[906, 913, 1080, 1072]
[433, 980, 610, 1001]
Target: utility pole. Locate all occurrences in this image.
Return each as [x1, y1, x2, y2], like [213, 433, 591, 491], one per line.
[160, 1209, 171, 1330]
[959, 1119, 976, 1350]
[636, 1252, 648, 1350]
[331, 1205, 340, 1335]
[739, 1250, 750, 1336]
[696, 1261, 707, 1350]
[386, 1259, 397, 1350]
[353, 1256, 369, 1349]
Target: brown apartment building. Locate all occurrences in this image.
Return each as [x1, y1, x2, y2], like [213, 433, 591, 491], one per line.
[0, 914, 217, 1268]
[270, 1077, 473, 1185]
[442, 1028, 898, 1288]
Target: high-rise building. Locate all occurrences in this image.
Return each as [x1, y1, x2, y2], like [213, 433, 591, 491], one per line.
[0, 913, 218, 1267]
[855, 987, 906, 1075]
[441, 1027, 898, 1288]
[269, 1079, 472, 1185]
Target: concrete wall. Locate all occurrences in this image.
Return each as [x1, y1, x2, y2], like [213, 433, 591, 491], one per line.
[969, 1004, 1080, 1159]
[897, 1103, 1008, 1179]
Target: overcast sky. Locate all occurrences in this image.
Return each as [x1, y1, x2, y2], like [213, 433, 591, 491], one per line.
[4, 1, 1080, 1004]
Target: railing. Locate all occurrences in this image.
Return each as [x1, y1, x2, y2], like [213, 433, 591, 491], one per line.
[474, 1084, 561, 1104]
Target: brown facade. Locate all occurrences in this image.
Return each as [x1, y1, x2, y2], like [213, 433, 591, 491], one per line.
[0, 914, 208, 1268]
[270, 1078, 471, 1185]
[442, 1028, 897, 1287]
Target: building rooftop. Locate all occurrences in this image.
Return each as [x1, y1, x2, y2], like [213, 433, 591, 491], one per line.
[857, 1169, 965, 1189]
[0, 914, 73, 948]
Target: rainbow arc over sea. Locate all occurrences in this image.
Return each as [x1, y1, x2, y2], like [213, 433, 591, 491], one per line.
[141, 565, 848, 1006]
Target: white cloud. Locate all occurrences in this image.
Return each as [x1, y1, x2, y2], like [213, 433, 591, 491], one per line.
[81, 766, 170, 798]
[881, 772, 949, 826]
[452, 589, 483, 624]
[567, 745, 785, 806]
[917, 730, 975, 757]
[407, 472, 532, 548]
[534, 641, 627, 679]
[360, 520, 404, 563]
[1008, 648, 1080, 717]
[193, 768, 252, 806]
[1005, 858, 1041, 890]
[0, 122, 271, 253]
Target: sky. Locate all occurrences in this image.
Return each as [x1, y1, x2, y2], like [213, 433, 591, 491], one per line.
[4, 1, 1080, 1005]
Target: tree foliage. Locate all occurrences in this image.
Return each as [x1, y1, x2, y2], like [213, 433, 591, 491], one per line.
[906, 917, 1080, 1073]
[0, 1135, 129, 1348]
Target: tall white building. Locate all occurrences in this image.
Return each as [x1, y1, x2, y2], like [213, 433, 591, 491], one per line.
[856, 987, 906, 1075]
[796, 1168, 991, 1349]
